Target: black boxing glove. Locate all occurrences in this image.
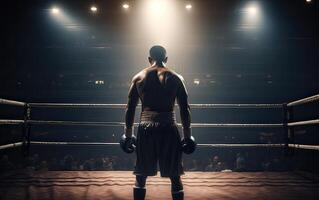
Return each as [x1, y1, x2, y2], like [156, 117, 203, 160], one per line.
[120, 134, 136, 154]
[181, 136, 196, 154]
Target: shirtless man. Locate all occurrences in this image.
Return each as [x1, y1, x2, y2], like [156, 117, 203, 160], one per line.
[120, 45, 196, 200]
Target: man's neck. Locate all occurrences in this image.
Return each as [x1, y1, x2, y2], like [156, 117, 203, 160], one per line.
[152, 62, 165, 67]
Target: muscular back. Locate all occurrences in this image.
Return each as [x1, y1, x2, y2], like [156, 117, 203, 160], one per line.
[125, 65, 191, 130]
[135, 66, 182, 112]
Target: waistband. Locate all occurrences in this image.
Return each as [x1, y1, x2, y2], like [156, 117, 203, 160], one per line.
[140, 111, 176, 124]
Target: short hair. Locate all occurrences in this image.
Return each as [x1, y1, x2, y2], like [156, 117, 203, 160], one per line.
[149, 45, 167, 62]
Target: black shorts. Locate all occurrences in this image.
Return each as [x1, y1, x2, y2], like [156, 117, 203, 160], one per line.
[133, 123, 184, 177]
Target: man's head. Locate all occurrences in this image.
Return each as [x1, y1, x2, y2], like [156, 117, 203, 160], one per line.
[148, 45, 167, 65]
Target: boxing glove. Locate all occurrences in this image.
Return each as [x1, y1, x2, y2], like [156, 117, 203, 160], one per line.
[181, 136, 196, 154]
[120, 134, 136, 154]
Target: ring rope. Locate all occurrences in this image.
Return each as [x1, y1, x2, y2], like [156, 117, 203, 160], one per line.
[0, 98, 26, 107]
[28, 120, 126, 127]
[1, 96, 319, 153]
[197, 143, 285, 148]
[190, 123, 283, 128]
[29, 141, 285, 148]
[7, 118, 319, 128]
[287, 94, 319, 107]
[0, 119, 25, 125]
[25, 120, 283, 128]
[28, 103, 282, 109]
[27, 142, 319, 150]
[288, 144, 319, 151]
[30, 141, 118, 146]
[2, 141, 317, 151]
[0, 142, 24, 150]
[287, 119, 319, 127]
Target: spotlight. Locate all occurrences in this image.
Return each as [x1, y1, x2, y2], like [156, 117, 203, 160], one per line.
[122, 3, 130, 10]
[51, 7, 60, 14]
[185, 4, 192, 10]
[306, 0, 312, 3]
[241, 2, 262, 29]
[247, 5, 258, 15]
[90, 6, 97, 12]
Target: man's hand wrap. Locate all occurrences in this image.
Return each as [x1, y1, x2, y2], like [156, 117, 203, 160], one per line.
[181, 135, 196, 154]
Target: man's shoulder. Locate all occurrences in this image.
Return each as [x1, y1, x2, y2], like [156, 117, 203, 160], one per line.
[165, 68, 185, 82]
[132, 67, 150, 82]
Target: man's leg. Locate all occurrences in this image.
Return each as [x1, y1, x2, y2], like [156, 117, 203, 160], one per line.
[134, 175, 147, 200]
[170, 176, 184, 200]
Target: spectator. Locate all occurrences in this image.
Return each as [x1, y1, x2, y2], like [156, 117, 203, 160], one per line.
[205, 155, 220, 171]
[235, 153, 246, 172]
[103, 156, 114, 170]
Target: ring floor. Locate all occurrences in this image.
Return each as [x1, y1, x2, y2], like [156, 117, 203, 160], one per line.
[1, 171, 319, 200]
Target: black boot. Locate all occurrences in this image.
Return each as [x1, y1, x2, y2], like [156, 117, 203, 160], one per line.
[134, 187, 146, 200]
[172, 190, 184, 200]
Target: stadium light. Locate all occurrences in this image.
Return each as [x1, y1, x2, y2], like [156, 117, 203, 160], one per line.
[239, 1, 263, 31]
[51, 7, 60, 14]
[122, 3, 130, 10]
[90, 6, 98, 13]
[247, 4, 259, 16]
[185, 4, 192, 10]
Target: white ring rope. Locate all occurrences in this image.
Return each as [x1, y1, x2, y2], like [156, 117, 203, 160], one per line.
[197, 143, 285, 148]
[29, 141, 285, 148]
[288, 119, 319, 127]
[28, 120, 126, 127]
[0, 98, 26, 107]
[0, 119, 285, 128]
[190, 123, 283, 128]
[287, 94, 319, 107]
[29, 103, 127, 109]
[27, 103, 282, 109]
[0, 119, 25, 125]
[0, 142, 24, 150]
[1, 96, 319, 153]
[288, 144, 319, 151]
[4, 118, 319, 128]
[26, 120, 283, 128]
[30, 141, 118, 146]
[29, 142, 319, 150]
[1, 141, 317, 151]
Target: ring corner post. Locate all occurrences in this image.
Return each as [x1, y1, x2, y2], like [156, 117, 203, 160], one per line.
[282, 103, 288, 149]
[22, 103, 31, 156]
[283, 103, 294, 156]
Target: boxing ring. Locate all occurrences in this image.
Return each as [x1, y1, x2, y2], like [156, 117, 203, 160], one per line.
[1, 94, 319, 199]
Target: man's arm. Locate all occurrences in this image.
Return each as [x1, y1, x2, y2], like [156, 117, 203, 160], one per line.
[176, 76, 191, 138]
[125, 79, 139, 137]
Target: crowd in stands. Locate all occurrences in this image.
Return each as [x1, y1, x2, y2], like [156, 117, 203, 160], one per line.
[0, 151, 289, 173]
[0, 153, 135, 172]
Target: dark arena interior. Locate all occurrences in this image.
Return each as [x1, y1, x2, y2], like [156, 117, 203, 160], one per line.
[1, 0, 319, 199]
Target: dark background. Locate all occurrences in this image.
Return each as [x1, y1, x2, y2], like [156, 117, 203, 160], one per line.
[2, 0, 319, 103]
